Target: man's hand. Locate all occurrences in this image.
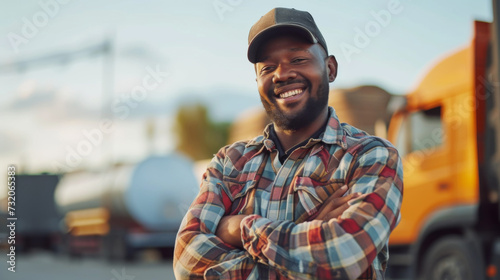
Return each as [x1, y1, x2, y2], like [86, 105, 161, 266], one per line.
[215, 214, 246, 248]
[314, 185, 362, 221]
[215, 186, 362, 246]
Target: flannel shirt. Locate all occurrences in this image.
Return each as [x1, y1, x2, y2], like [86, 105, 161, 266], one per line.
[174, 107, 403, 279]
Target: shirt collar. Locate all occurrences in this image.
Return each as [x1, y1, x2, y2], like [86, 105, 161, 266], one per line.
[246, 106, 347, 150]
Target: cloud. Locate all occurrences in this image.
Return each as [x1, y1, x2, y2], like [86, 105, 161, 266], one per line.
[9, 86, 54, 110]
[107, 86, 260, 122]
[5, 79, 260, 125]
[5, 80, 99, 121]
[172, 87, 261, 122]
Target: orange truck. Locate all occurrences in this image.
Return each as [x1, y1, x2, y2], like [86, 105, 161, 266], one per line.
[385, 20, 500, 279]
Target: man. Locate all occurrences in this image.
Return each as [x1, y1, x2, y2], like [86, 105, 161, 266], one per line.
[174, 7, 403, 280]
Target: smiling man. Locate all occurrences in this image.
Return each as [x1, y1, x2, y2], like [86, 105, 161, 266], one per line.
[174, 7, 403, 280]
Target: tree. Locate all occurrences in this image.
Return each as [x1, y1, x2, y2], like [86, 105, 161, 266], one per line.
[173, 103, 230, 161]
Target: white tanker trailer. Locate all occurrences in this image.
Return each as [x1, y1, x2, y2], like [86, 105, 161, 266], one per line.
[55, 153, 199, 260]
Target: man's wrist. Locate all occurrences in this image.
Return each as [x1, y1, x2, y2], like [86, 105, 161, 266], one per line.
[240, 214, 261, 249]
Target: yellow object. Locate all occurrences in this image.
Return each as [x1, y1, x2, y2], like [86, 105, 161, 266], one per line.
[387, 43, 479, 245]
[65, 207, 110, 236]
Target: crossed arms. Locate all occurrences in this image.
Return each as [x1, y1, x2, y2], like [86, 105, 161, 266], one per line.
[173, 140, 403, 279]
[215, 186, 362, 248]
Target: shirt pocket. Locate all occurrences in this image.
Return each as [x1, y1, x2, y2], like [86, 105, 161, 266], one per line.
[222, 179, 257, 200]
[293, 176, 345, 218]
[219, 179, 258, 215]
[222, 153, 267, 200]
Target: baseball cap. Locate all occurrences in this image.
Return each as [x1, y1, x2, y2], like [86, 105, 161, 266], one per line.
[247, 7, 328, 63]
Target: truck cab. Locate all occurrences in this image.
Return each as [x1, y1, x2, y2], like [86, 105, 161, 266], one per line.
[386, 21, 500, 279]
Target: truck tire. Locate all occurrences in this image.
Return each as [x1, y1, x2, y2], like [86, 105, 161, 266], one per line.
[104, 231, 136, 262]
[421, 236, 484, 280]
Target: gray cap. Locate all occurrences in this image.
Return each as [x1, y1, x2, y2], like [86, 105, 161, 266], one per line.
[247, 7, 328, 63]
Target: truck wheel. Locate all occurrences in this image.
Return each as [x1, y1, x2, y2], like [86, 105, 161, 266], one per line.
[421, 237, 484, 280]
[104, 232, 135, 262]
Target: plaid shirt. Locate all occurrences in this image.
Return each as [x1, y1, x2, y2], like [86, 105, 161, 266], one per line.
[174, 107, 403, 280]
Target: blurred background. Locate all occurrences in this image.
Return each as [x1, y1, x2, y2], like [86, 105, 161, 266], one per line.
[0, 0, 495, 280]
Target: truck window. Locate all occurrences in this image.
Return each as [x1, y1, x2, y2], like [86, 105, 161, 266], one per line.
[410, 106, 443, 153]
[395, 106, 443, 158]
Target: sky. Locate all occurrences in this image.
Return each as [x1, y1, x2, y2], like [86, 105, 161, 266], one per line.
[0, 0, 493, 180]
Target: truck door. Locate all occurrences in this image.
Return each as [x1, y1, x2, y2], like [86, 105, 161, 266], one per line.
[389, 104, 452, 245]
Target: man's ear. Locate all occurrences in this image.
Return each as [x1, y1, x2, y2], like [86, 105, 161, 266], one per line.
[326, 55, 338, 82]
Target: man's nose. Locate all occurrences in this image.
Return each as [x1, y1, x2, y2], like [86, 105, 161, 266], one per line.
[272, 64, 297, 83]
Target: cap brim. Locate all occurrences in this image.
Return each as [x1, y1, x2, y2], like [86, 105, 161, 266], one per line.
[247, 24, 317, 63]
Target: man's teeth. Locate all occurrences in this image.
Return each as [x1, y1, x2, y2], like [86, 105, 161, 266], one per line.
[279, 89, 303, 98]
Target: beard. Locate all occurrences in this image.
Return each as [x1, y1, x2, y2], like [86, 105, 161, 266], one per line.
[260, 74, 330, 131]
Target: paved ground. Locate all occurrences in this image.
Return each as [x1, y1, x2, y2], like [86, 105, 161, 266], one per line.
[1, 250, 175, 280]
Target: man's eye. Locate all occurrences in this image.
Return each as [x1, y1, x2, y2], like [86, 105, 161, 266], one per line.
[260, 66, 274, 74]
[291, 58, 307, 64]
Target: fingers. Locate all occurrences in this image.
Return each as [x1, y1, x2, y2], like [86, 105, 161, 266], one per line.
[347, 193, 369, 206]
[323, 203, 351, 221]
[331, 184, 349, 198]
[321, 190, 360, 212]
[322, 193, 363, 221]
[318, 186, 349, 213]
[322, 186, 356, 205]
[314, 185, 363, 221]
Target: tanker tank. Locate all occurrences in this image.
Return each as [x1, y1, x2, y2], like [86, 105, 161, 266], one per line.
[55, 153, 200, 260]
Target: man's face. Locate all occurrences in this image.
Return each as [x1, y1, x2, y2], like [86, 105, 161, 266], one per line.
[255, 35, 336, 131]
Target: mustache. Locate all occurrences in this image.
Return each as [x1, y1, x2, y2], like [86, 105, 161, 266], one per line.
[270, 79, 309, 95]
[274, 79, 307, 89]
